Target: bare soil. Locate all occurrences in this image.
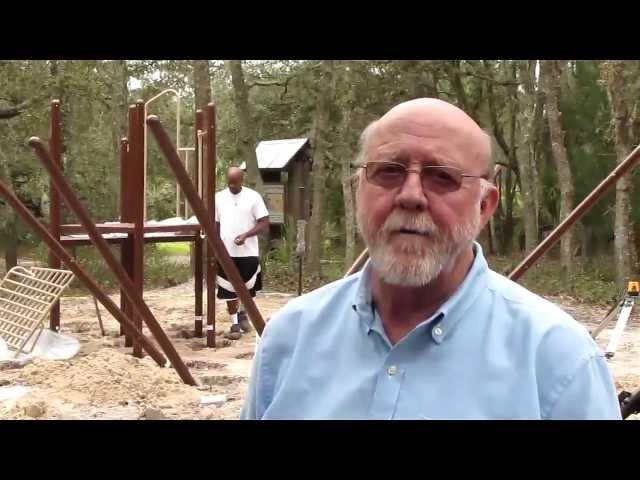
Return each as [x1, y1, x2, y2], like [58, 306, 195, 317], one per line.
[1, 284, 637, 419]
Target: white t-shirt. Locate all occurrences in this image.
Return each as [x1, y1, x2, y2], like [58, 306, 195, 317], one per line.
[215, 186, 269, 257]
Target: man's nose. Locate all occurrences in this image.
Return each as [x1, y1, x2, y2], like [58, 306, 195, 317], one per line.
[395, 170, 428, 211]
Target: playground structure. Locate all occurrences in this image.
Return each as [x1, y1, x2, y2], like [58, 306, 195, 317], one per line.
[47, 97, 219, 351]
[0, 96, 268, 386]
[146, 115, 266, 334]
[0, 174, 193, 383]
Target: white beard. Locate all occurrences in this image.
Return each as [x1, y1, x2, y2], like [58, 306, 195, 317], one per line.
[357, 207, 481, 287]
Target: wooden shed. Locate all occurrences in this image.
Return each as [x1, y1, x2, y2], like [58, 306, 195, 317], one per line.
[240, 138, 312, 239]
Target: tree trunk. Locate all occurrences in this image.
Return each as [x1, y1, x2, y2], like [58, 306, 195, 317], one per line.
[191, 60, 213, 273]
[444, 60, 470, 113]
[540, 60, 575, 279]
[632, 99, 640, 145]
[3, 214, 18, 271]
[339, 64, 357, 271]
[502, 166, 516, 255]
[192, 59, 212, 191]
[225, 60, 264, 194]
[49, 60, 71, 223]
[0, 140, 19, 272]
[307, 60, 335, 277]
[483, 60, 518, 255]
[517, 60, 541, 253]
[531, 62, 545, 238]
[492, 173, 505, 255]
[192, 60, 212, 111]
[602, 60, 638, 286]
[341, 167, 356, 271]
[504, 64, 519, 255]
[112, 60, 129, 219]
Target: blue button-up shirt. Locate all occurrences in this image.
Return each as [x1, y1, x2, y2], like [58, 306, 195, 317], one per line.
[241, 243, 621, 419]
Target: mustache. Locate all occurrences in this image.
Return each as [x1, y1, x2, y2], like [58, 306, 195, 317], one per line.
[380, 210, 439, 236]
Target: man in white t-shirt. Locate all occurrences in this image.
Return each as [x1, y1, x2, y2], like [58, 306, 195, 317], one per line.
[215, 167, 270, 339]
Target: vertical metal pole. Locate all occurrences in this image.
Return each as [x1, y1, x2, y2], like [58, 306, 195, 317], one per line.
[28, 138, 196, 385]
[147, 116, 265, 335]
[194, 233, 203, 337]
[0, 178, 169, 368]
[205, 104, 217, 348]
[124, 106, 137, 347]
[49, 100, 62, 332]
[119, 137, 129, 337]
[132, 100, 146, 358]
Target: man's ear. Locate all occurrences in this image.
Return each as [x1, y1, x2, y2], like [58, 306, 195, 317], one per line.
[479, 183, 499, 222]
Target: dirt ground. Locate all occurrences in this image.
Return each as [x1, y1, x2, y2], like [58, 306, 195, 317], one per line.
[1, 283, 638, 420]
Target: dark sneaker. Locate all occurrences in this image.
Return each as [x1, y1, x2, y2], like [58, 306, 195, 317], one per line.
[238, 312, 251, 333]
[224, 324, 242, 340]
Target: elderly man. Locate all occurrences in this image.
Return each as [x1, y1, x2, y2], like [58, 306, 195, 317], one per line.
[215, 167, 270, 339]
[241, 98, 621, 419]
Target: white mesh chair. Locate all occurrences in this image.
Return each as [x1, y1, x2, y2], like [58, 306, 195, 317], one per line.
[0, 266, 74, 358]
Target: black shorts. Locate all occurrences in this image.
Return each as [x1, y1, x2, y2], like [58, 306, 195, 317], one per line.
[216, 256, 262, 300]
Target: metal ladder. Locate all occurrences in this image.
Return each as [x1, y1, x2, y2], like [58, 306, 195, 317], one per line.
[591, 281, 638, 359]
[591, 281, 640, 418]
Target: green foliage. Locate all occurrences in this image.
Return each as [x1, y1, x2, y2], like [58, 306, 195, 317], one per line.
[3, 59, 640, 302]
[30, 242, 191, 294]
[488, 254, 619, 305]
[263, 245, 344, 295]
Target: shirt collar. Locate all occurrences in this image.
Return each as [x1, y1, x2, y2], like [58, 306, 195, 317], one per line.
[431, 242, 489, 343]
[350, 242, 489, 343]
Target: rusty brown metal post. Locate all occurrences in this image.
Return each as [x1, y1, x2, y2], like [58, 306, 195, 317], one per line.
[205, 104, 217, 347]
[28, 137, 197, 386]
[344, 249, 369, 278]
[131, 101, 146, 358]
[119, 137, 130, 223]
[122, 235, 134, 345]
[0, 178, 169, 368]
[194, 234, 203, 337]
[119, 137, 129, 337]
[147, 115, 266, 336]
[49, 100, 62, 332]
[509, 144, 640, 281]
[123, 105, 137, 348]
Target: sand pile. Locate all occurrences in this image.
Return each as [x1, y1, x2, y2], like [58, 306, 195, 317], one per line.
[0, 348, 246, 419]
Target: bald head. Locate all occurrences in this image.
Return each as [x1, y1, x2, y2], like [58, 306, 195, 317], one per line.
[227, 167, 244, 194]
[227, 167, 244, 180]
[357, 98, 493, 174]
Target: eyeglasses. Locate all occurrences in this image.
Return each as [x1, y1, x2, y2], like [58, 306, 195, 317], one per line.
[360, 161, 487, 194]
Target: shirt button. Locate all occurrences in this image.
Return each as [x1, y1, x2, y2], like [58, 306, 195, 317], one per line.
[433, 327, 443, 336]
[387, 365, 397, 376]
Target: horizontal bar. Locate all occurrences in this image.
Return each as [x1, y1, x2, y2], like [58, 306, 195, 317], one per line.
[4, 279, 58, 297]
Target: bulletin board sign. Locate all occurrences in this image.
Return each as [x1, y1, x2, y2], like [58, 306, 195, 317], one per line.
[264, 183, 285, 224]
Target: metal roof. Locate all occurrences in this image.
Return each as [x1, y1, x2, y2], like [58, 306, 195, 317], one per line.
[239, 138, 309, 171]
